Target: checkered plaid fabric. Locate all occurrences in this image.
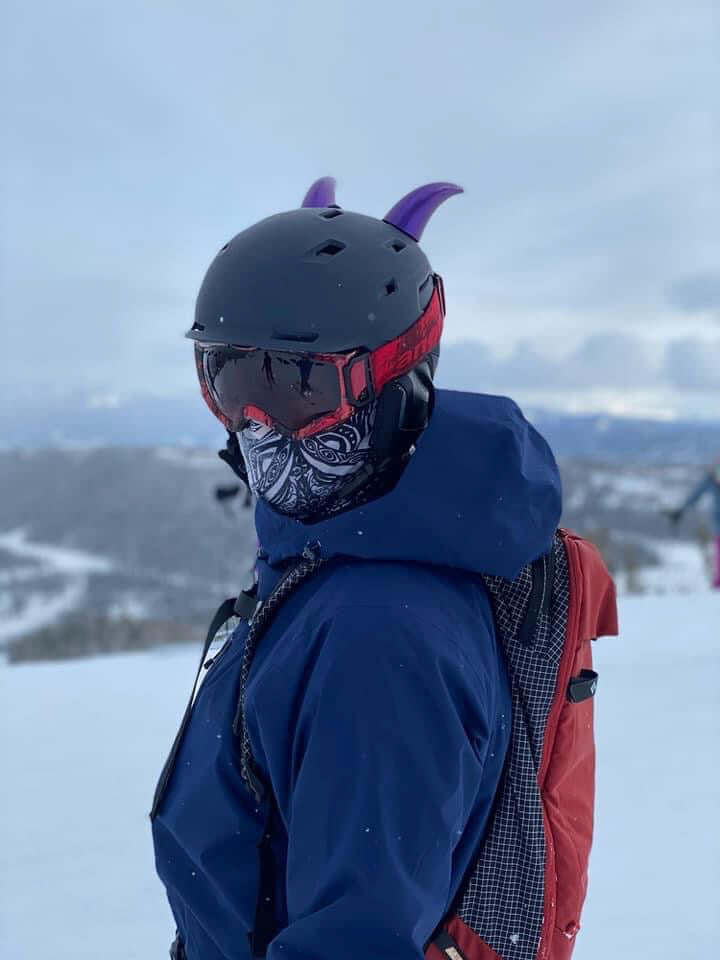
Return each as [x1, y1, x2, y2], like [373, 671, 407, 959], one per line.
[453, 534, 569, 959]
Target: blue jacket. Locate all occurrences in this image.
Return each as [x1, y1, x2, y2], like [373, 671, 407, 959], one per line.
[152, 389, 562, 960]
[680, 471, 720, 535]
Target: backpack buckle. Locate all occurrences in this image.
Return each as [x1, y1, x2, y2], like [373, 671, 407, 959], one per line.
[567, 669, 599, 703]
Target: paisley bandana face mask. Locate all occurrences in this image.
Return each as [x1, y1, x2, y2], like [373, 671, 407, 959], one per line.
[238, 403, 377, 521]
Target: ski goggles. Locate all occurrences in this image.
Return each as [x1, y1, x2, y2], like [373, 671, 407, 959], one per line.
[195, 275, 445, 438]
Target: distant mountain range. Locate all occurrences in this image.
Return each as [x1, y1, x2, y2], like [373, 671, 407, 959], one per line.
[2, 390, 718, 464]
[526, 409, 720, 464]
[1, 447, 714, 662]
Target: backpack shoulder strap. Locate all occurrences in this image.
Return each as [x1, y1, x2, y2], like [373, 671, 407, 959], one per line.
[150, 585, 259, 820]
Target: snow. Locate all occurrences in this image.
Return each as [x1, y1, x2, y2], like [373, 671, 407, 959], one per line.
[1, 646, 190, 960]
[0, 577, 89, 643]
[586, 466, 691, 512]
[107, 593, 151, 620]
[0, 530, 114, 575]
[629, 537, 713, 595]
[2, 593, 719, 959]
[154, 447, 221, 469]
[581, 593, 720, 957]
[0, 530, 114, 644]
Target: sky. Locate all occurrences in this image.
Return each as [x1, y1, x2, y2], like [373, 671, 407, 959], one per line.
[2, 0, 718, 418]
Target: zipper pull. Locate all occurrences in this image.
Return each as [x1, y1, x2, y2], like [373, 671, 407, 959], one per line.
[302, 540, 322, 562]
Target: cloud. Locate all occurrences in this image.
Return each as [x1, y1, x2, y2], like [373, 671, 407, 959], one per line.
[2, 0, 718, 413]
[559, 333, 661, 389]
[438, 332, 719, 394]
[666, 272, 720, 316]
[663, 339, 720, 390]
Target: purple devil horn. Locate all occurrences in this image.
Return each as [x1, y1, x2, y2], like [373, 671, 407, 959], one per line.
[301, 177, 337, 208]
[383, 182, 464, 241]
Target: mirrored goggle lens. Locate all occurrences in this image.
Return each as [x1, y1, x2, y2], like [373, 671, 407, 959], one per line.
[197, 345, 343, 433]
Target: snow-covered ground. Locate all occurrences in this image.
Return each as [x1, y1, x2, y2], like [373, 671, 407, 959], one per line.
[563, 462, 701, 514]
[620, 537, 712, 595]
[1, 593, 719, 959]
[0, 530, 114, 576]
[0, 530, 114, 644]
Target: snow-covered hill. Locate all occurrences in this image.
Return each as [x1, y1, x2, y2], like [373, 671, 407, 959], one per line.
[0, 448, 258, 654]
[1, 391, 718, 464]
[2, 593, 718, 959]
[1, 448, 717, 662]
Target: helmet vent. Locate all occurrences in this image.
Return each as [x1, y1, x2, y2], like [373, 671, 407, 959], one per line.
[191, 321, 206, 332]
[383, 279, 398, 296]
[315, 240, 346, 258]
[320, 208, 343, 219]
[419, 274, 433, 299]
[388, 239, 407, 253]
[271, 330, 320, 343]
[219, 242, 231, 254]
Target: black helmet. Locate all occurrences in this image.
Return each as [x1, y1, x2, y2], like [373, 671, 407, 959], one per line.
[188, 177, 462, 353]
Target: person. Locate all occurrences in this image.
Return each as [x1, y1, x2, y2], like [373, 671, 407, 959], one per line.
[667, 458, 720, 589]
[150, 178, 562, 960]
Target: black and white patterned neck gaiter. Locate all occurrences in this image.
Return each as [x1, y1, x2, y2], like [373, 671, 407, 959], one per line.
[238, 404, 378, 522]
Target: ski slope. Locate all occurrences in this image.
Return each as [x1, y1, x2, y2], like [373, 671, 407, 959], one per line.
[0, 530, 115, 644]
[1, 592, 718, 959]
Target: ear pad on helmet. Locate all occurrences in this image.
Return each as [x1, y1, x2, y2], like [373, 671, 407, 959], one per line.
[371, 353, 437, 462]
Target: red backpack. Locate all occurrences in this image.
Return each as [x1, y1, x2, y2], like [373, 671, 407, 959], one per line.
[425, 528, 618, 960]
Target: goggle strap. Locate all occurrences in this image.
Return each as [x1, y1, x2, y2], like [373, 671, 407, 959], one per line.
[368, 283, 444, 398]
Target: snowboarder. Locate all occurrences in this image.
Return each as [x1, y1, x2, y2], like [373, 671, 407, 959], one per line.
[150, 178, 566, 960]
[667, 459, 720, 589]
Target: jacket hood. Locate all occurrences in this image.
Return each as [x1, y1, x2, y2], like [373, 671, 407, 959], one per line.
[255, 388, 562, 580]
